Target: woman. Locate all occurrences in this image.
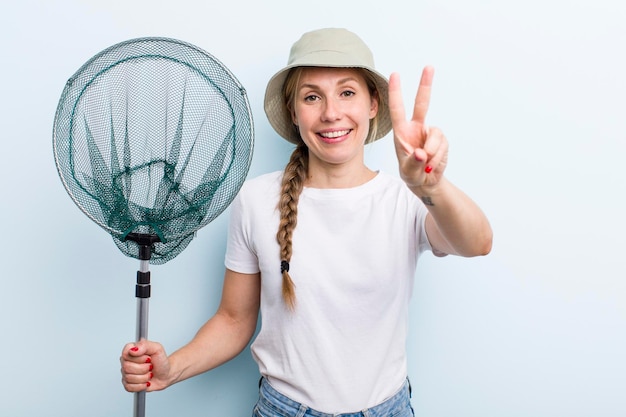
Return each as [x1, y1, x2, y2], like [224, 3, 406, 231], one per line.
[121, 28, 492, 416]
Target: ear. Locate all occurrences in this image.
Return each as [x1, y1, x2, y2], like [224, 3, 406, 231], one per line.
[369, 94, 379, 119]
[290, 107, 298, 126]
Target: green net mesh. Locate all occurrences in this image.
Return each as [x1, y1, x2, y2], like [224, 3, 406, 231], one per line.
[53, 37, 254, 264]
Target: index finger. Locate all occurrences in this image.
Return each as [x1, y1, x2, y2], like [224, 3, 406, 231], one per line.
[412, 66, 435, 124]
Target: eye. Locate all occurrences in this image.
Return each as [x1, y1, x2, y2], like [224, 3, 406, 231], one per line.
[303, 94, 319, 102]
[341, 90, 356, 98]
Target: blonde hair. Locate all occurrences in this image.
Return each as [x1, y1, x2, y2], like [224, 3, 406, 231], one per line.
[276, 67, 382, 309]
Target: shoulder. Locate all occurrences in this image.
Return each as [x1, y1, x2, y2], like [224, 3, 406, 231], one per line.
[375, 171, 405, 187]
[243, 171, 282, 186]
[375, 171, 415, 197]
[231, 171, 283, 215]
[238, 171, 283, 198]
[375, 171, 427, 215]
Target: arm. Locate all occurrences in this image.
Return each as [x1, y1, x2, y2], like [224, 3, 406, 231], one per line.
[120, 268, 260, 392]
[388, 67, 492, 257]
[418, 177, 492, 257]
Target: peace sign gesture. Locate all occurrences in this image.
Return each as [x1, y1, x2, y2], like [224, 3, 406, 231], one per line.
[389, 66, 448, 189]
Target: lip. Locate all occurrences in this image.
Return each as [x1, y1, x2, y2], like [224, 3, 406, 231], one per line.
[317, 129, 352, 143]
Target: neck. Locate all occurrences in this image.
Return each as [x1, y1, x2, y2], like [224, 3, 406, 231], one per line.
[305, 162, 376, 189]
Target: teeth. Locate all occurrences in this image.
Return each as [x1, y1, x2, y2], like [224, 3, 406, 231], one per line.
[320, 130, 350, 138]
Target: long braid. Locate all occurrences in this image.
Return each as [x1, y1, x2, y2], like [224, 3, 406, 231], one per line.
[276, 142, 308, 310]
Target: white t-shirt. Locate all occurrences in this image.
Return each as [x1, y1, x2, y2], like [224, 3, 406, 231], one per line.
[225, 170, 431, 413]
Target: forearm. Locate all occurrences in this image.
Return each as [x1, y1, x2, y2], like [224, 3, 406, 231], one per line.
[410, 177, 492, 257]
[166, 309, 257, 386]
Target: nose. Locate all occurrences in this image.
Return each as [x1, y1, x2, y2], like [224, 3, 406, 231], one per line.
[321, 98, 341, 121]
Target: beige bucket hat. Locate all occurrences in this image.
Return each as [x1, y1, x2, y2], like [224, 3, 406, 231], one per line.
[263, 28, 392, 144]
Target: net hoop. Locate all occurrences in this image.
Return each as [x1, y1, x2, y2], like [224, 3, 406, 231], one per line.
[53, 37, 254, 263]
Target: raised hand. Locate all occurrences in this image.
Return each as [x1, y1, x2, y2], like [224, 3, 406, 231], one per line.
[388, 66, 448, 190]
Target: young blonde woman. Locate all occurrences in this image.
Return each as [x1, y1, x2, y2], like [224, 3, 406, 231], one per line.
[121, 28, 492, 417]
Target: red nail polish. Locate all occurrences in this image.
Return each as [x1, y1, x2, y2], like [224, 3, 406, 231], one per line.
[130, 347, 139, 352]
[145, 357, 152, 364]
[146, 381, 151, 388]
[425, 165, 433, 173]
[149, 364, 154, 371]
[149, 372, 154, 379]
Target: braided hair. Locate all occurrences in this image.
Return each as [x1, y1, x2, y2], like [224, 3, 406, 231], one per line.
[276, 142, 308, 310]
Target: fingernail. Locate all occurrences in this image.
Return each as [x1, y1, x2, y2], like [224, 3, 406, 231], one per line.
[130, 347, 139, 352]
[145, 357, 152, 364]
[146, 381, 151, 388]
[149, 364, 154, 371]
[425, 165, 433, 174]
[149, 372, 154, 379]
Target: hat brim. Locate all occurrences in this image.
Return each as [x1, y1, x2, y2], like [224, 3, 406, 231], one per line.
[264, 62, 392, 144]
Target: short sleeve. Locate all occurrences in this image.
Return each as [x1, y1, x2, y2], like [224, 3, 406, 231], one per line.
[224, 188, 260, 274]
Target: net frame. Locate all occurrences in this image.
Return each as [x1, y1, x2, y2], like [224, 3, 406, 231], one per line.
[52, 37, 254, 264]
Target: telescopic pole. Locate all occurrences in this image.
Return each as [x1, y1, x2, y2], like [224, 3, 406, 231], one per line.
[126, 233, 160, 417]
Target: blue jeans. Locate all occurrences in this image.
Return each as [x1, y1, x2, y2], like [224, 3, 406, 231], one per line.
[252, 378, 414, 417]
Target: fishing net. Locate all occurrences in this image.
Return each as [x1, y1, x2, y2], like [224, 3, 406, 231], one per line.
[52, 37, 254, 417]
[53, 37, 254, 264]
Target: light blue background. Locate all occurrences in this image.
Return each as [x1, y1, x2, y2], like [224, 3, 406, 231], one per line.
[1, 0, 625, 416]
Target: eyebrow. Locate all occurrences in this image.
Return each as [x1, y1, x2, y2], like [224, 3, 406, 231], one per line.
[298, 76, 361, 91]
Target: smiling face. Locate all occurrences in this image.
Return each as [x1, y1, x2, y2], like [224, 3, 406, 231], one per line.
[289, 67, 379, 172]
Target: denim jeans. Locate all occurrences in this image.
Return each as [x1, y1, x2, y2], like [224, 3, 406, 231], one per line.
[252, 377, 414, 417]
